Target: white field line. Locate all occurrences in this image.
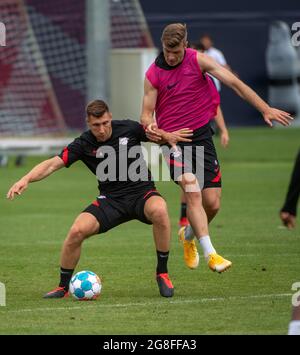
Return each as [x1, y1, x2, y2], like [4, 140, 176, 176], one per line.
[0, 293, 292, 314]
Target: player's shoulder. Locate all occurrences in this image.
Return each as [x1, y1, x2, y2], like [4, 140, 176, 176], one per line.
[112, 119, 141, 134]
[68, 130, 96, 149]
[147, 61, 159, 76]
[113, 119, 137, 127]
[78, 130, 95, 143]
[148, 61, 157, 70]
[186, 47, 197, 55]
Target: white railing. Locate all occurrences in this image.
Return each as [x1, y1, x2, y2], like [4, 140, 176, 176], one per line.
[0, 138, 74, 156]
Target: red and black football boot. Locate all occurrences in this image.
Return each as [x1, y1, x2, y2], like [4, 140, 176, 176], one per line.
[156, 273, 174, 298]
[43, 286, 69, 299]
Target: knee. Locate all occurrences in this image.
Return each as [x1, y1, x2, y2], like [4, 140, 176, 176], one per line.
[66, 224, 86, 246]
[148, 203, 170, 226]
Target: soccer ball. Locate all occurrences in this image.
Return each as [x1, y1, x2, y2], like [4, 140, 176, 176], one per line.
[69, 270, 102, 300]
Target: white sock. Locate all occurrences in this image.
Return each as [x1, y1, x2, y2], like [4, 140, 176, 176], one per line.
[288, 320, 300, 335]
[184, 225, 195, 241]
[198, 236, 216, 259]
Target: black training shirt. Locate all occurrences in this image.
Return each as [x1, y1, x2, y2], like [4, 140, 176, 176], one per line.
[58, 120, 155, 197]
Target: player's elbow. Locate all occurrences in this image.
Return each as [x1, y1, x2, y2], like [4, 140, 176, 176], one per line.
[140, 112, 153, 126]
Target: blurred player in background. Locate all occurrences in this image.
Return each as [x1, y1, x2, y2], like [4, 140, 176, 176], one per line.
[280, 149, 300, 229]
[199, 34, 232, 91]
[7, 100, 192, 299]
[280, 149, 300, 334]
[141, 23, 293, 273]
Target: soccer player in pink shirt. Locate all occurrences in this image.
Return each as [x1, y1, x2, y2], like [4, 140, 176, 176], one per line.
[141, 23, 292, 273]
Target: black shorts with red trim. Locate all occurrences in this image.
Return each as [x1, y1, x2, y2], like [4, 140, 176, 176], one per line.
[83, 188, 162, 234]
[161, 122, 222, 189]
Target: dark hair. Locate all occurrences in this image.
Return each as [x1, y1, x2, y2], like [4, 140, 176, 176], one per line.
[161, 23, 187, 48]
[86, 100, 109, 118]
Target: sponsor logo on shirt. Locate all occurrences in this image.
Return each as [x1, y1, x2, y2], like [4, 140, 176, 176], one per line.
[119, 137, 129, 145]
[167, 81, 179, 90]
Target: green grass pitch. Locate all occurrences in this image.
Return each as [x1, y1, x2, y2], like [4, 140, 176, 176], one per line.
[0, 127, 299, 334]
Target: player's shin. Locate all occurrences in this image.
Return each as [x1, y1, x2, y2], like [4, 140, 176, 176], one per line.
[156, 250, 169, 274]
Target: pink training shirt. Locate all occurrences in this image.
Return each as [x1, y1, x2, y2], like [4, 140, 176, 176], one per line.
[146, 48, 220, 132]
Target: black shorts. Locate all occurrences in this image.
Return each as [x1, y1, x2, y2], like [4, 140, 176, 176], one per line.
[83, 188, 162, 234]
[161, 122, 221, 189]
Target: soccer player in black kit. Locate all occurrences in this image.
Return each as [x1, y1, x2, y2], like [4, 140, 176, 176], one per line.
[280, 149, 300, 230]
[7, 100, 192, 298]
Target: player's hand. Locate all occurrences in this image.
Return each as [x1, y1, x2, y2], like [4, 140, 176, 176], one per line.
[146, 123, 162, 142]
[6, 179, 29, 200]
[220, 129, 229, 148]
[263, 107, 293, 127]
[146, 123, 161, 142]
[165, 128, 193, 150]
[280, 211, 296, 229]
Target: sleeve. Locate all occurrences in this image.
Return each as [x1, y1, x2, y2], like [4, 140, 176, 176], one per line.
[130, 120, 149, 142]
[57, 137, 83, 168]
[145, 63, 159, 89]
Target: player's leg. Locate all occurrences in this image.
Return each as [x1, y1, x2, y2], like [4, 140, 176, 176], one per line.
[60, 212, 100, 270]
[144, 195, 170, 256]
[201, 135, 222, 224]
[202, 187, 221, 223]
[143, 195, 174, 297]
[179, 190, 189, 227]
[43, 212, 100, 298]
[178, 173, 203, 269]
[280, 149, 300, 229]
[179, 173, 231, 273]
[178, 186, 221, 238]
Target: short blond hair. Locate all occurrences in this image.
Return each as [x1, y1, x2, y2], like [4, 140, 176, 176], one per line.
[161, 23, 187, 48]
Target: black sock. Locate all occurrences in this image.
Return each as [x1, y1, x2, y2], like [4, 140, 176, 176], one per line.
[180, 203, 187, 219]
[156, 250, 169, 274]
[59, 267, 74, 291]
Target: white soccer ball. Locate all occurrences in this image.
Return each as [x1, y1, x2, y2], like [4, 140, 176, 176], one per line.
[69, 270, 102, 300]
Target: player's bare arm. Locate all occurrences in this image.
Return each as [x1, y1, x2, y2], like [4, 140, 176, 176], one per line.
[214, 106, 229, 148]
[198, 52, 293, 127]
[140, 78, 159, 135]
[7, 156, 64, 200]
[148, 128, 193, 150]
